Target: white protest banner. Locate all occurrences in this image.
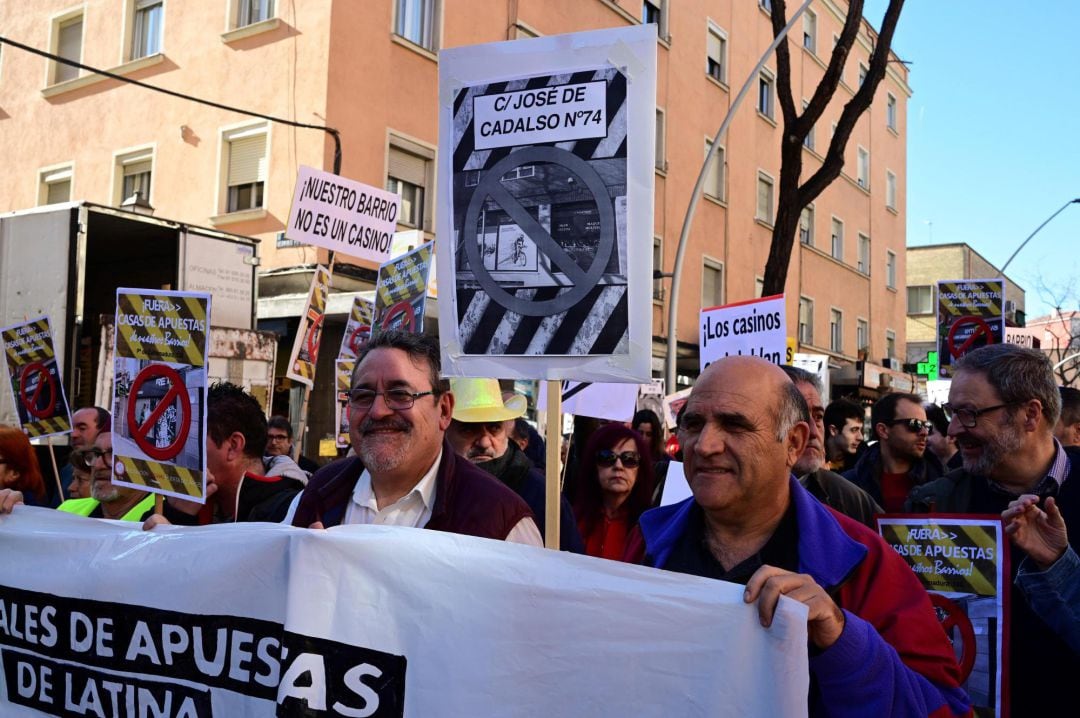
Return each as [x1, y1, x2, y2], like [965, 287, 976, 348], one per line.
[937, 279, 1005, 378]
[536, 380, 639, 421]
[878, 516, 1007, 717]
[0, 508, 811, 717]
[337, 295, 375, 361]
[373, 243, 433, 334]
[287, 265, 331, 387]
[286, 165, 400, 264]
[112, 289, 210, 502]
[437, 25, 656, 382]
[700, 294, 787, 372]
[0, 315, 72, 439]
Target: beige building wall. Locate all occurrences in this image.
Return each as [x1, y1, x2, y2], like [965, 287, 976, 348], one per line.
[906, 243, 1025, 363]
[0, 0, 910, 382]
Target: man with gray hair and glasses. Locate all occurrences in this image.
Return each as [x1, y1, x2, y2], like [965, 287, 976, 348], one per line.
[287, 330, 541, 545]
[907, 344, 1080, 716]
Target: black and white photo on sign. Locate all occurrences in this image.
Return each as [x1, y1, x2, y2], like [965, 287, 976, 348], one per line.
[437, 24, 655, 382]
[450, 66, 630, 358]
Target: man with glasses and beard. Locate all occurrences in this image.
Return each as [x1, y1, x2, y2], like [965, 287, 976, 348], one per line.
[908, 344, 1080, 716]
[288, 331, 541, 545]
[58, 432, 154, 522]
[844, 392, 945, 513]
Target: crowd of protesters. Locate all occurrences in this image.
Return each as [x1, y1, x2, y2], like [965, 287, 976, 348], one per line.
[2, 335, 1079, 716]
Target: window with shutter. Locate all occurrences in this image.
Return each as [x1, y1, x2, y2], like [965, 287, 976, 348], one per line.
[387, 146, 429, 229]
[226, 131, 267, 212]
[55, 17, 83, 83]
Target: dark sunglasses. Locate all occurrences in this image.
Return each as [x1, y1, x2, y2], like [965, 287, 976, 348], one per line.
[885, 418, 933, 433]
[596, 449, 641, 469]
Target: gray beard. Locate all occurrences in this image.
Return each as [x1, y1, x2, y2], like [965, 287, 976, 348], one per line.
[793, 455, 823, 476]
[962, 422, 1023, 477]
[359, 431, 412, 473]
[91, 482, 119, 503]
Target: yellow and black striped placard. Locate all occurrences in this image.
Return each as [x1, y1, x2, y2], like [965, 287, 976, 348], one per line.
[25, 417, 70, 438]
[116, 455, 203, 499]
[1, 316, 73, 438]
[936, 280, 1004, 318]
[336, 359, 355, 394]
[881, 521, 999, 596]
[286, 265, 332, 387]
[115, 293, 209, 367]
[2, 316, 55, 367]
[376, 243, 432, 311]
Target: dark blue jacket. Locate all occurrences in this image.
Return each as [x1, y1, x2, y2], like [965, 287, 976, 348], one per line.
[637, 477, 970, 718]
[842, 441, 945, 508]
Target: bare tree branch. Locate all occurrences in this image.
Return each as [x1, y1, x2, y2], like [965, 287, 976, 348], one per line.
[761, 0, 906, 299]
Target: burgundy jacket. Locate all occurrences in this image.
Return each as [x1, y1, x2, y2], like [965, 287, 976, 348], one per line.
[291, 438, 534, 540]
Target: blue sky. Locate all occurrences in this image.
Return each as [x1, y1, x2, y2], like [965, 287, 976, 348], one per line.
[864, 1, 1079, 318]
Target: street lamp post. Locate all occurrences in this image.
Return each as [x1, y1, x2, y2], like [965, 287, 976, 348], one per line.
[1000, 198, 1080, 275]
[664, 0, 816, 393]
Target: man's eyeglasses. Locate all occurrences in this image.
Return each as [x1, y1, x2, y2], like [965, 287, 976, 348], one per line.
[81, 447, 113, 464]
[266, 433, 290, 443]
[941, 402, 1016, 429]
[348, 388, 437, 411]
[884, 418, 933, 433]
[595, 449, 641, 469]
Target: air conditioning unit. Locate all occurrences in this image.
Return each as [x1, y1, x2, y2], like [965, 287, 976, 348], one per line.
[882, 357, 901, 371]
[1004, 299, 1017, 316]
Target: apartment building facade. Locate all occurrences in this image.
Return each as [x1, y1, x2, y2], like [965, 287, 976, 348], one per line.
[0, 0, 910, 448]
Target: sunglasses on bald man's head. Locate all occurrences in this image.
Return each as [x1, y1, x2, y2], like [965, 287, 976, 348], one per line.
[595, 449, 641, 469]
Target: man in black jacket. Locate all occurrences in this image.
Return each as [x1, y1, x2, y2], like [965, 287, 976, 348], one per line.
[445, 378, 583, 552]
[781, 366, 882, 528]
[907, 344, 1080, 717]
[144, 382, 303, 527]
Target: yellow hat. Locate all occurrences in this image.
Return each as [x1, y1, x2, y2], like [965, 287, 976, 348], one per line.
[450, 378, 527, 423]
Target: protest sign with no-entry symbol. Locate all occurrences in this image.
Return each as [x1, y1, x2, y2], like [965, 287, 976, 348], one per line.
[936, 279, 1004, 377]
[437, 24, 656, 382]
[0, 315, 73, 439]
[112, 289, 210, 502]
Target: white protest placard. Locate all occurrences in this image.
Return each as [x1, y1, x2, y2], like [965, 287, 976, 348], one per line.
[437, 25, 656, 382]
[286, 165, 401, 264]
[337, 295, 375, 361]
[878, 516, 1007, 717]
[661, 387, 691, 430]
[112, 289, 210, 502]
[660, 460, 694, 507]
[373, 243, 433, 335]
[700, 295, 787, 372]
[536, 380, 640, 421]
[792, 352, 831, 405]
[0, 508, 811, 717]
[286, 265, 331, 387]
[0, 315, 73, 440]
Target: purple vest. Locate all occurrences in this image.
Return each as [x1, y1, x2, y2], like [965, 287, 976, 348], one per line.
[292, 439, 534, 540]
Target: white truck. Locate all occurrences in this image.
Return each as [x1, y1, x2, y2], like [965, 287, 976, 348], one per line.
[0, 202, 276, 430]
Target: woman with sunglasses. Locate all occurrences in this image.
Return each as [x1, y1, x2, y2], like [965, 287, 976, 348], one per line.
[573, 423, 655, 562]
[0, 425, 50, 507]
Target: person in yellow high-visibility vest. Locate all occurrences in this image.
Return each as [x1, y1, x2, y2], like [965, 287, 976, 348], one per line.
[57, 432, 154, 522]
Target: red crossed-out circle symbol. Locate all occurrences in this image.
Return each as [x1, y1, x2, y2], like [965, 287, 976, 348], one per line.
[347, 324, 372, 356]
[305, 314, 325, 360]
[929, 593, 977, 682]
[381, 301, 416, 333]
[126, 364, 192, 462]
[947, 315, 995, 360]
[19, 362, 57, 420]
